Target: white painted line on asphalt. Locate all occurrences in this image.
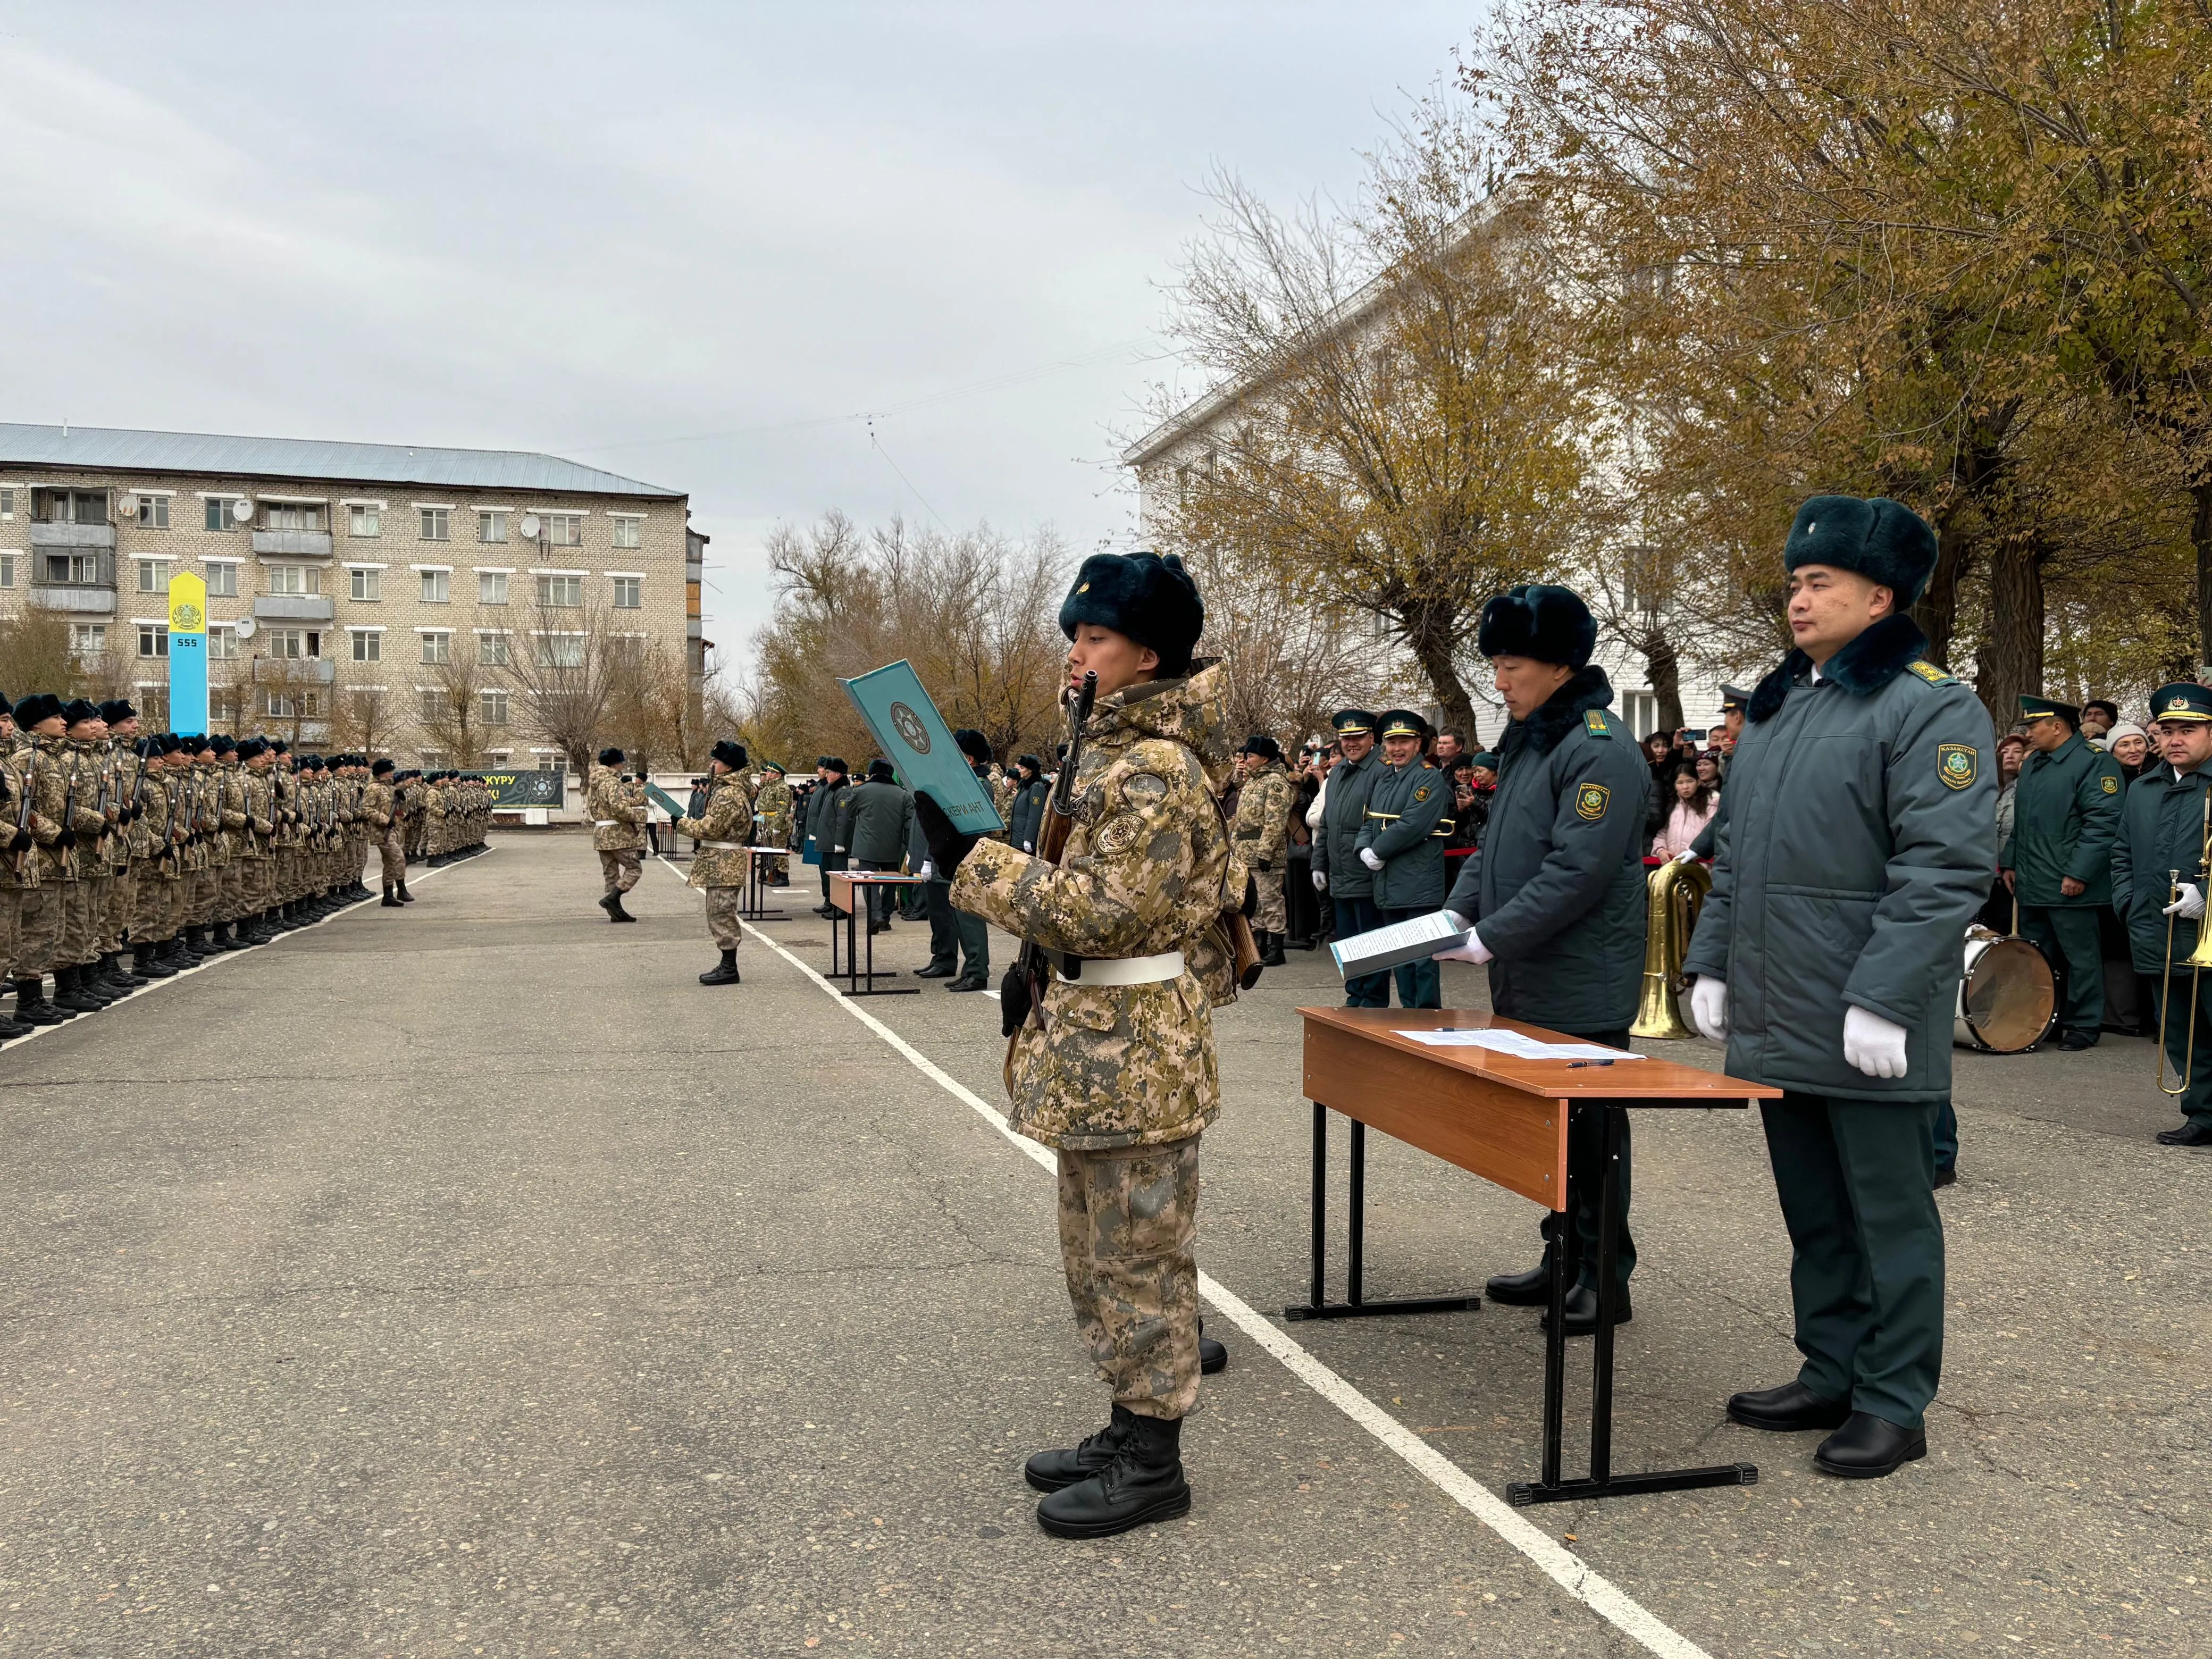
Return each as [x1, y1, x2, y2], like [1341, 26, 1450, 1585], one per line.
[0, 848, 494, 1055]
[665, 855, 1714, 1659]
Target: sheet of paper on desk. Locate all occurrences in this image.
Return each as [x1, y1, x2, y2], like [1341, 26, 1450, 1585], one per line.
[1330, 909, 1467, 978]
[1400, 1028, 1647, 1060]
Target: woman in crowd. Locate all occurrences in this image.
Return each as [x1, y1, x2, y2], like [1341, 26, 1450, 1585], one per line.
[1650, 764, 1720, 860]
[1694, 749, 1723, 791]
[2105, 721, 2151, 781]
[1982, 731, 2032, 932]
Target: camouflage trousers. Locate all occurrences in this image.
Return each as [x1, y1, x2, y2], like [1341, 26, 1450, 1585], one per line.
[241, 858, 274, 914]
[1055, 1133, 1202, 1420]
[0, 889, 17, 979]
[379, 830, 406, 886]
[60, 880, 97, 967]
[100, 871, 135, 952]
[1252, 867, 1286, 934]
[135, 869, 174, 942]
[598, 849, 642, 894]
[16, 885, 59, 976]
[189, 867, 216, 926]
[704, 886, 744, 950]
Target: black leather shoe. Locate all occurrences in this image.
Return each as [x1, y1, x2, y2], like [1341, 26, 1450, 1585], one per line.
[1035, 1413, 1191, 1538]
[1933, 1163, 1958, 1187]
[914, 962, 957, 978]
[1025, 1404, 1136, 1494]
[1485, 1259, 1554, 1306]
[698, 951, 740, 986]
[2156, 1121, 2212, 1146]
[1727, 1379, 1852, 1433]
[1540, 1282, 1631, 1336]
[1199, 1316, 1227, 1376]
[945, 976, 987, 992]
[2059, 1027, 2098, 1051]
[1814, 1411, 1926, 1478]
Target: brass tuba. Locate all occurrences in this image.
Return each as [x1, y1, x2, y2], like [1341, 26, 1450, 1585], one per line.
[1631, 858, 1713, 1040]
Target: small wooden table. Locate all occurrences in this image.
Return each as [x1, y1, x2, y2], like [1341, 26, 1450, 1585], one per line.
[826, 871, 918, 998]
[740, 845, 792, 920]
[1297, 1006, 1782, 1507]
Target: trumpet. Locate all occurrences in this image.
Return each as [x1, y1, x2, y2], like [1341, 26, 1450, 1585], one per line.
[1631, 857, 1713, 1040]
[2155, 792, 2212, 1095]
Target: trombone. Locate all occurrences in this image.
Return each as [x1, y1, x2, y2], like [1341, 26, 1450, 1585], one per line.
[2155, 792, 2212, 1095]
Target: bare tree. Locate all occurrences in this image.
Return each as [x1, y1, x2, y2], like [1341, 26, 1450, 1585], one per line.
[497, 590, 626, 775]
[330, 685, 396, 757]
[418, 644, 489, 767]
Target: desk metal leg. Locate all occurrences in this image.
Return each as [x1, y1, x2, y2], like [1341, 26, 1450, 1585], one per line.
[1285, 1104, 1480, 1322]
[741, 851, 788, 922]
[841, 891, 917, 997]
[1509, 1103, 1758, 1506]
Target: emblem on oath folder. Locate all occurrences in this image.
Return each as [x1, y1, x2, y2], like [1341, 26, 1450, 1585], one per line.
[1574, 783, 1610, 821]
[1938, 743, 1978, 790]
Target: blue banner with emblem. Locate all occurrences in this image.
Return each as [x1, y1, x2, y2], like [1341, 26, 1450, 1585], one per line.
[166, 571, 208, 734]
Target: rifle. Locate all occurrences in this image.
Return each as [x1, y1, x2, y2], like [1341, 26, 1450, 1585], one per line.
[60, 749, 80, 877]
[1011, 672, 1098, 1034]
[10, 751, 30, 881]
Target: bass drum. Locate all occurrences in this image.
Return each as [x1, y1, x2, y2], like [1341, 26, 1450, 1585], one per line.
[1955, 928, 2057, 1052]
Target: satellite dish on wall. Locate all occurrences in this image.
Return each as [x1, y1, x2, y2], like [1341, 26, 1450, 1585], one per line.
[115, 493, 139, 518]
[234, 499, 255, 522]
[235, 615, 259, 640]
[518, 514, 541, 539]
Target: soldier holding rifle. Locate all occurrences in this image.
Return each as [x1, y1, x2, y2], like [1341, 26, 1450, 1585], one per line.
[913, 550, 1240, 1540]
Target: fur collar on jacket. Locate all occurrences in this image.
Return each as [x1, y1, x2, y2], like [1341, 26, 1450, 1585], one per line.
[1503, 664, 1616, 763]
[1747, 614, 1930, 724]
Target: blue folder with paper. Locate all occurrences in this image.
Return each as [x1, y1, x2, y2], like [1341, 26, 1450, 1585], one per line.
[840, 660, 1008, 834]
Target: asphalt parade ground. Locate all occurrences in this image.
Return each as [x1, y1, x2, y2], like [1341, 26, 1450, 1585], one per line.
[1, 833, 2206, 1658]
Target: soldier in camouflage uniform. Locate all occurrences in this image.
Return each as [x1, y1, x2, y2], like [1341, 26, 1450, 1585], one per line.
[588, 746, 646, 921]
[919, 549, 1239, 1540]
[753, 760, 793, 886]
[673, 739, 757, 985]
[1231, 734, 1292, 967]
[366, 760, 410, 904]
[0, 695, 46, 1033]
[128, 734, 180, 979]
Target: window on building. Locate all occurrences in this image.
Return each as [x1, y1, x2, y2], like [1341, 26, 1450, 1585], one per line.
[136, 495, 171, 529]
[349, 503, 381, 538]
[535, 574, 582, 608]
[262, 689, 321, 719]
[486, 749, 512, 767]
[476, 631, 510, 667]
[209, 689, 239, 726]
[421, 631, 451, 665]
[265, 628, 307, 660]
[351, 630, 381, 663]
[478, 510, 507, 544]
[537, 754, 567, 775]
[267, 564, 321, 596]
[481, 688, 509, 727]
[209, 626, 240, 660]
[419, 507, 450, 541]
[41, 490, 108, 524]
[420, 569, 450, 603]
[137, 560, 167, 593]
[608, 633, 646, 666]
[262, 504, 324, 531]
[205, 498, 241, 532]
[206, 562, 239, 597]
[138, 624, 168, 659]
[544, 513, 583, 547]
[0, 488, 12, 520]
[610, 516, 641, 549]
[611, 576, 642, 609]
[418, 688, 444, 720]
[68, 623, 107, 664]
[349, 567, 380, 601]
[478, 571, 508, 605]
[534, 632, 585, 668]
[0, 554, 15, 589]
[44, 552, 102, 584]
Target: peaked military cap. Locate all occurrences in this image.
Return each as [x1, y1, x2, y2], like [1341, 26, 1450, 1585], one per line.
[2151, 683, 2212, 724]
[1719, 685, 1752, 712]
[2018, 692, 2080, 727]
[1331, 709, 1378, 735]
[1377, 710, 1427, 741]
[760, 758, 786, 774]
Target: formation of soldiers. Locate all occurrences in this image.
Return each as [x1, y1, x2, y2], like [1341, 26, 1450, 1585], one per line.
[0, 693, 489, 1035]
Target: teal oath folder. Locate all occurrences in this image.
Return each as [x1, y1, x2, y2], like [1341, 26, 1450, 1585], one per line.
[840, 660, 1007, 834]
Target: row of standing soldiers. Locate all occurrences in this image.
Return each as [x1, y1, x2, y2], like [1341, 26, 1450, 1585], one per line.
[0, 693, 489, 1035]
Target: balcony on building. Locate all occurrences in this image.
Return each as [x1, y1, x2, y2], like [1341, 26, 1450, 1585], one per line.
[28, 546, 118, 614]
[251, 593, 336, 623]
[252, 656, 337, 684]
[29, 521, 117, 550]
[250, 528, 334, 557]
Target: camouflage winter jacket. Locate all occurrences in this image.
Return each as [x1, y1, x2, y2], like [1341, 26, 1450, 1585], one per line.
[586, 767, 646, 851]
[677, 772, 757, 889]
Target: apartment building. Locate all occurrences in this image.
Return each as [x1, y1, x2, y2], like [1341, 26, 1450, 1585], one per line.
[0, 423, 705, 768]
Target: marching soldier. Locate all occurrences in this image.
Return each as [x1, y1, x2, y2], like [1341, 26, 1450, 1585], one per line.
[588, 747, 647, 921]
[673, 739, 757, 984]
[915, 549, 1237, 1539]
[2110, 682, 2212, 1148]
[1685, 495, 1995, 1479]
[754, 760, 794, 886]
[2002, 693, 2124, 1049]
[1230, 736, 1292, 967]
[1357, 711, 1453, 1008]
[1434, 588, 1649, 1334]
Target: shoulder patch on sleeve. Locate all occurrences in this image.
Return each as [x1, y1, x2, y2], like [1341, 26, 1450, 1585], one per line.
[1574, 782, 1611, 821]
[1938, 743, 1978, 790]
[1907, 660, 1957, 686]
[2100, 774, 2119, 795]
[1583, 710, 1612, 738]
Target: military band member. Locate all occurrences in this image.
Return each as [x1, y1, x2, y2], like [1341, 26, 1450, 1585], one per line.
[2002, 693, 2124, 1049]
[672, 739, 757, 985]
[1686, 495, 1995, 1479]
[588, 747, 647, 921]
[1434, 588, 1649, 1333]
[916, 549, 1236, 1538]
[753, 759, 793, 886]
[1358, 711, 1452, 1009]
[1230, 736, 1292, 968]
[2111, 683, 2212, 1147]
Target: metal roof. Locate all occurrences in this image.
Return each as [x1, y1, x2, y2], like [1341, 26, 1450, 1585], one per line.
[0, 423, 682, 499]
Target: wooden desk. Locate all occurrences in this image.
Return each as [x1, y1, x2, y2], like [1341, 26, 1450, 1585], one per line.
[826, 872, 918, 998]
[1297, 1006, 1782, 1507]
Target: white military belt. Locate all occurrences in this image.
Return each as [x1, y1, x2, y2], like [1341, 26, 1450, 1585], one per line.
[592, 819, 623, 827]
[702, 840, 744, 850]
[1071, 950, 1185, 987]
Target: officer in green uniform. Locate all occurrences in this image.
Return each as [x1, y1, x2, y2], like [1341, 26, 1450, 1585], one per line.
[1435, 586, 1650, 1335]
[2110, 682, 2212, 1147]
[2001, 693, 2124, 1049]
[1355, 710, 1452, 1008]
[1311, 709, 1387, 1004]
[1685, 495, 1995, 1479]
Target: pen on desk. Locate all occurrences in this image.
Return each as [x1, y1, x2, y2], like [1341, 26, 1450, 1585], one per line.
[1566, 1059, 1616, 1068]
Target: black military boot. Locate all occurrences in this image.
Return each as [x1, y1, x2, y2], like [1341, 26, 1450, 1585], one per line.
[382, 884, 404, 908]
[395, 881, 415, 904]
[12, 977, 64, 1026]
[1034, 1411, 1191, 1538]
[1199, 1316, 1227, 1376]
[104, 950, 148, 988]
[72, 963, 118, 1007]
[1485, 1241, 1559, 1306]
[136, 943, 178, 979]
[54, 966, 106, 1013]
[217, 921, 250, 951]
[698, 950, 740, 985]
[1025, 1404, 1136, 1494]
[600, 892, 636, 923]
[1259, 929, 1286, 968]
[0, 1003, 31, 1040]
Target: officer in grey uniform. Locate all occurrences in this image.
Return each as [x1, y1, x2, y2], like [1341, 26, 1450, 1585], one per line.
[1311, 710, 1387, 1004]
[1434, 586, 1650, 1335]
[1685, 495, 1995, 1480]
[1356, 710, 1452, 1009]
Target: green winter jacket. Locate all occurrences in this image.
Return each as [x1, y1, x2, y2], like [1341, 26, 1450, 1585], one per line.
[1312, 748, 1384, 900]
[1356, 757, 1452, 910]
[2000, 731, 2123, 907]
[2110, 760, 2212, 974]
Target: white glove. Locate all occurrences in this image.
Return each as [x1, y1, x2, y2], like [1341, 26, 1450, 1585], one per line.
[1672, 847, 1699, 865]
[1359, 846, 1385, 872]
[2166, 882, 2206, 920]
[1313, 870, 1328, 893]
[917, 860, 935, 882]
[1689, 976, 1729, 1042]
[1841, 1004, 1910, 1079]
[1432, 919, 1493, 965]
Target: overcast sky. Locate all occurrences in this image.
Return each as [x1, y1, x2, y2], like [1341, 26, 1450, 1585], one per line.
[0, 2, 1481, 667]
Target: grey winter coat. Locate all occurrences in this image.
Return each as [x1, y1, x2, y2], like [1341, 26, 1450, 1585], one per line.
[805, 777, 848, 869]
[1681, 615, 1996, 1102]
[1312, 748, 1385, 900]
[844, 778, 914, 866]
[1356, 757, 1452, 910]
[1443, 666, 1649, 1033]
